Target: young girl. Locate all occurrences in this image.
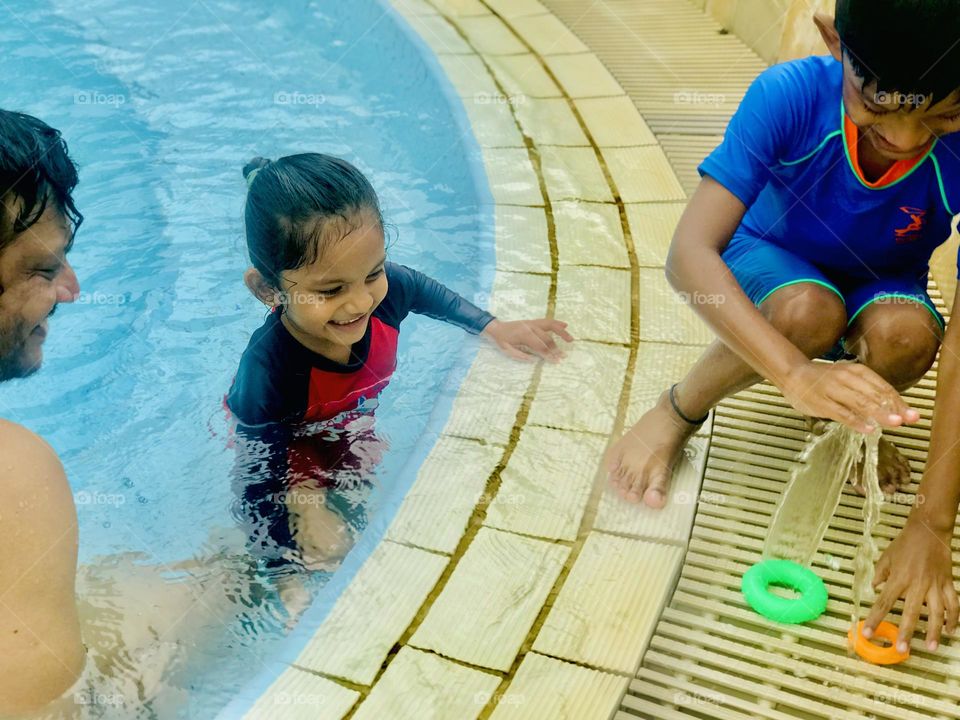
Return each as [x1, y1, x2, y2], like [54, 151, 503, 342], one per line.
[227, 153, 571, 573]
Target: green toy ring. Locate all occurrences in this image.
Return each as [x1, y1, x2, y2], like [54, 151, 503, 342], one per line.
[741, 559, 828, 624]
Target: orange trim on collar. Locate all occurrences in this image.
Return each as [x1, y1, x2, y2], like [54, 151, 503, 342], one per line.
[844, 114, 929, 188]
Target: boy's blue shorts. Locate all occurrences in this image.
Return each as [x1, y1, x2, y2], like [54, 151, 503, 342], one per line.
[722, 235, 944, 359]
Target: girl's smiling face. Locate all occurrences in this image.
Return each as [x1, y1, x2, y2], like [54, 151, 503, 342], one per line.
[248, 209, 388, 361]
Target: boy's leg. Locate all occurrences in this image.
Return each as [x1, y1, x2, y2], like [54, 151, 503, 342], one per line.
[841, 297, 942, 492]
[607, 282, 848, 507]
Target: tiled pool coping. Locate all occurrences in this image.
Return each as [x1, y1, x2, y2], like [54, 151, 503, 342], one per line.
[237, 1, 716, 717]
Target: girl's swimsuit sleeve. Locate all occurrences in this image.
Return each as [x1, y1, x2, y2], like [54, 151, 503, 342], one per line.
[226, 311, 308, 426]
[382, 262, 495, 334]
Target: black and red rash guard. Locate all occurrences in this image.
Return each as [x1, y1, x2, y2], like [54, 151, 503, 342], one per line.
[226, 262, 495, 427]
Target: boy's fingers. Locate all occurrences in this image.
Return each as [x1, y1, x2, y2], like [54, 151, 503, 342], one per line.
[944, 583, 959, 635]
[926, 590, 944, 649]
[863, 584, 900, 636]
[827, 402, 873, 434]
[872, 554, 891, 589]
[842, 367, 914, 422]
[898, 589, 925, 653]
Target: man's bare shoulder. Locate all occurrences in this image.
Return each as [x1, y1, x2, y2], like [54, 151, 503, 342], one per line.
[0, 419, 75, 525]
[0, 419, 85, 715]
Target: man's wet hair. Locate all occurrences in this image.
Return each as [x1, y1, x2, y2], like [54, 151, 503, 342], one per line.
[0, 109, 82, 251]
[836, 0, 960, 107]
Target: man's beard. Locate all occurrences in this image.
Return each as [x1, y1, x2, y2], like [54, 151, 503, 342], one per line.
[0, 315, 41, 381]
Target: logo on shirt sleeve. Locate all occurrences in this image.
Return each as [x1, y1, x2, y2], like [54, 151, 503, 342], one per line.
[894, 206, 927, 244]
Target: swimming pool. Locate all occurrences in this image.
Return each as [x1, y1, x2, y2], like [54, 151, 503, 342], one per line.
[0, 0, 492, 715]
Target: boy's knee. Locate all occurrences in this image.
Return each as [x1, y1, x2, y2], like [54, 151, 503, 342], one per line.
[761, 283, 846, 357]
[852, 309, 940, 386]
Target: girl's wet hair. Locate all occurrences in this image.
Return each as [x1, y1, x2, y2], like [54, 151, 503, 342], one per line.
[242, 153, 383, 288]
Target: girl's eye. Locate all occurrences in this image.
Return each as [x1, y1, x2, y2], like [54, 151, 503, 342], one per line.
[318, 287, 342, 297]
[366, 268, 384, 282]
[942, 112, 960, 123]
[36, 268, 59, 279]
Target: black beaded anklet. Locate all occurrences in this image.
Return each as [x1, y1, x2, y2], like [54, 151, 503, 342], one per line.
[669, 383, 709, 425]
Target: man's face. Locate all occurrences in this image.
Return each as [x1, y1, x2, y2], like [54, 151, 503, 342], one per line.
[0, 205, 80, 380]
[842, 54, 960, 160]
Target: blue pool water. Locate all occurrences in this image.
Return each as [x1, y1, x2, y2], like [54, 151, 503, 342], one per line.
[0, 0, 492, 716]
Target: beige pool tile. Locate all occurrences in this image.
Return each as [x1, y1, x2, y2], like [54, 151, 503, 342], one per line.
[538, 146, 613, 203]
[436, 53, 499, 99]
[574, 96, 657, 147]
[509, 15, 589, 55]
[351, 647, 500, 720]
[527, 340, 628, 436]
[244, 667, 359, 720]
[484, 426, 606, 541]
[462, 97, 525, 147]
[637, 267, 714, 345]
[430, 0, 489, 16]
[485, 0, 549, 18]
[443, 345, 536, 445]
[532, 532, 684, 673]
[390, 0, 438, 18]
[542, 53, 623, 97]
[485, 54, 562, 99]
[624, 202, 686, 267]
[386, 436, 502, 553]
[553, 200, 629, 268]
[593, 433, 710, 545]
[494, 206, 552, 274]
[481, 148, 543, 206]
[293, 541, 447, 685]
[488, 269, 550, 320]
[410, 527, 570, 671]
[554, 265, 631, 344]
[601, 146, 687, 203]
[455, 15, 527, 55]
[487, 653, 627, 720]
[625, 342, 707, 423]
[512, 97, 587, 146]
[404, 13, 473, 54]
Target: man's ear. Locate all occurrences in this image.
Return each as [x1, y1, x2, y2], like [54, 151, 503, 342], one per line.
[244, 267, 279, 306]
[813, 12, 842, 62]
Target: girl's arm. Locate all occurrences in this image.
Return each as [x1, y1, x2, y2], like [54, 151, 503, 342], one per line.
[862, 280, 960, 652]
[388, 262, 494, 334]
[668, 176, 914, 430]
[389, 263, 571, 361]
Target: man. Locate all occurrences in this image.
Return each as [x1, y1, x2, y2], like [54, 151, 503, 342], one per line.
[0, 108, 86, 714]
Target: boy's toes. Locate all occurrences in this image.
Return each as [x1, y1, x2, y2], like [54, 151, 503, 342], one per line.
[643, 473, 669, 509]
[625, 473, 647, 504]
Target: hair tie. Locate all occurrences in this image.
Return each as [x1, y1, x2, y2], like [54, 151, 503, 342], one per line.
[246, 168, 262, 188]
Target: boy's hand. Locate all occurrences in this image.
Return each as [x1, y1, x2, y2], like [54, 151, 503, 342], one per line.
[481, 318, 573, 363]
[779, 360, 918, 432]
[863, 516, 958, 652]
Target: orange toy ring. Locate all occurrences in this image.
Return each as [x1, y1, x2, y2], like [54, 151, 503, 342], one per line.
[847, 621, 910, 665]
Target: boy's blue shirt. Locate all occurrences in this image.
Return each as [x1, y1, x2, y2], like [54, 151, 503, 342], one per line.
[699, 55, 960, 279]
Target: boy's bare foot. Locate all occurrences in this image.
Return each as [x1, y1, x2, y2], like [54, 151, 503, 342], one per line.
[855, 437, 911, 495]
[605, 388, 702, 508]
[806, 419, 911, 495]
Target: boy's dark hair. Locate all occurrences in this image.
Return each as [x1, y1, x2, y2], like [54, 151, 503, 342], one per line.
[836, 0, 960, 106]
[242, 153, 383, 288]
[0, 109, 82, 252]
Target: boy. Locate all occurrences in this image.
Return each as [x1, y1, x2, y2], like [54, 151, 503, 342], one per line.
[606, 0, 960, 653]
